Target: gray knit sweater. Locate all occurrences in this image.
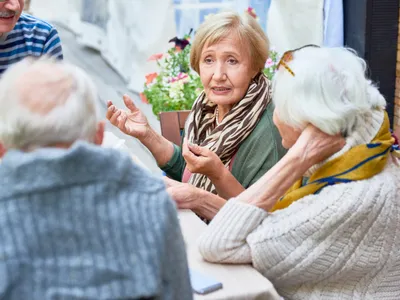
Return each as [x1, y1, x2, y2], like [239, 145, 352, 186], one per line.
[0, 142, 192, 300]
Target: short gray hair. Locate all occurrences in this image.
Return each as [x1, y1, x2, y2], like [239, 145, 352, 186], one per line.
[0, 56, 99, 150]
[272, 47, 386, 135]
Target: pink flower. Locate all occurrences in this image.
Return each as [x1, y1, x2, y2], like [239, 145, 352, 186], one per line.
[139, 92, 149, 104]
[169, 72, 189, 83]
[147, 53, 163, 61]
[145, 72, 158, 85]
[265, 58, 274, 68]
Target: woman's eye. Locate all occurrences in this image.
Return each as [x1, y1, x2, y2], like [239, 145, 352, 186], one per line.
[204, 57, 213, 64]
[228, 58, 238, 64]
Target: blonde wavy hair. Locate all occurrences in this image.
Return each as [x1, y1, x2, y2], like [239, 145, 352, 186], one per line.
[190, 10, 270, 74]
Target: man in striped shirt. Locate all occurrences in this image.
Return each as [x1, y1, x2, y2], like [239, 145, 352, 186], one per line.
[0, 0, 63, 75]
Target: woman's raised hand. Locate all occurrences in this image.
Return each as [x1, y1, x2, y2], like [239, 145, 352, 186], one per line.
[182, 138, 225, 180]
[106, 94, 150, 140]
[290, 124, 346, 167]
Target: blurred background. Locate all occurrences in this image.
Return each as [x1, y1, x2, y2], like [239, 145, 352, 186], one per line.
[22, 0, 400, 173]
[22, 0, 276, 172]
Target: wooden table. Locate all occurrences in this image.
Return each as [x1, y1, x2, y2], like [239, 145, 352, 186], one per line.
[178, 210, 281, 300]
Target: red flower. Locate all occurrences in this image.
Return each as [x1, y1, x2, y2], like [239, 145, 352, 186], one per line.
[145, 72, 158, 85]
[147, 53, 163, 61]
[139, 92, 149, 104]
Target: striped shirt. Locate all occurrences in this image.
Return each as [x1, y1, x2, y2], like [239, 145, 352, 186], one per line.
[0, 13, 63, 75]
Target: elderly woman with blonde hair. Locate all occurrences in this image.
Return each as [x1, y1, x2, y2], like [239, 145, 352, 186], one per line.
[197, 45, 400, 299]
[107, 11, 286, 221]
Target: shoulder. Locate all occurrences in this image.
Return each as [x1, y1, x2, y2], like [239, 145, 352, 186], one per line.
[265, 162, 399, 233]
[245, 102, 280, 143]
[14, 14, 58, 34]
[236, 102, 285, 161]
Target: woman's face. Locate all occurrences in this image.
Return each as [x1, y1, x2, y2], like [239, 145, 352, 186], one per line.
[199, 33, 258, 107]
[273, 109, 301, 149]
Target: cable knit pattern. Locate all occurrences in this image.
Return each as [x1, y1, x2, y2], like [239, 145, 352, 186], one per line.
[0, 142, 192, 300]
[198, 162, 400, 299]
[198, 111, 400, 300]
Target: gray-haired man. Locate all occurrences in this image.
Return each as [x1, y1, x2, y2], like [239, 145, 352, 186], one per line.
[0, 57, 192, 300]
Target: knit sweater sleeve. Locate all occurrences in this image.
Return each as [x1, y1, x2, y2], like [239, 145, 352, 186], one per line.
[197, 180, 391, 284]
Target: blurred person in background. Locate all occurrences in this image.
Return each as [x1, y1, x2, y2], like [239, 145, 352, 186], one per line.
[0, 57, 192, 300]
[0, 0, 63, 75]
[0, 0, 64, 154]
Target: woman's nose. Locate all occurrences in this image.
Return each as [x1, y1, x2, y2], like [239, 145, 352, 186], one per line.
[212, 63, 227, 81]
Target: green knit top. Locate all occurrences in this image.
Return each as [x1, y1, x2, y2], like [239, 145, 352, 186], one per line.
[160, 103, 287, 188]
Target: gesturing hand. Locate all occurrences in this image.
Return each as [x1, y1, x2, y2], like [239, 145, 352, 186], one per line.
[106, 94, 150, 140]
[182, 138, 225, 180]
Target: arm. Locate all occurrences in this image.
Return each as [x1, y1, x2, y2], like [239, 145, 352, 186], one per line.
[209, 168, 245, 199]
[106, 95, 176, 167]
[199, 180, 389, 291]
[198, 150, 309, 264]
[166, 181, 227, 220]
[43, 28, 63, 60]
[198, 125, 346, 263]
[139, 126, 177, 167]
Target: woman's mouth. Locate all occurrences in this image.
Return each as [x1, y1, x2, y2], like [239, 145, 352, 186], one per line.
[211, 87, 231, 95]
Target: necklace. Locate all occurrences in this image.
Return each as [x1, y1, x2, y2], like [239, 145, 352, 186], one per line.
[215, 107, 220, 126]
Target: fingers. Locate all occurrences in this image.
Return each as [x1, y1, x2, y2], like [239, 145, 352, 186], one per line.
[108, 109, 128, 133]
[106, 104, 117, 120]
[181, 137, 191, 158]
[108, 108, 121, 125]
[187, 142, 209, 157]
[123, 94, 137, 112]
[182, 138, 198, 163]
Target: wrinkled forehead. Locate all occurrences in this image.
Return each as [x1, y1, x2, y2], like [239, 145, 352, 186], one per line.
[202, 30, 249, 56]
[17, 64, 74, 115]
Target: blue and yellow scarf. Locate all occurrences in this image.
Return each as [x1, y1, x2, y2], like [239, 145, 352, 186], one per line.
[271, 112, 400, 212]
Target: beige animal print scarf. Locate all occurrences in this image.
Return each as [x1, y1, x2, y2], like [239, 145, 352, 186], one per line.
[185, 73, 272, 194]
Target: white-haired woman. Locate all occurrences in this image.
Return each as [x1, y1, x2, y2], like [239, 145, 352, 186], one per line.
[107, 11, 286, 221]
[197, 45, 400, 299]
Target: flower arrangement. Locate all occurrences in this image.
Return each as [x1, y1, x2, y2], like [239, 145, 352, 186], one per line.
[141, 7, 279, 117]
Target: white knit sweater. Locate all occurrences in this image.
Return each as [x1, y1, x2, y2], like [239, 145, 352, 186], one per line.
[198, 111, 400, 300]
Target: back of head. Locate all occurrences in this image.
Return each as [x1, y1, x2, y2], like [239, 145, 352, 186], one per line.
[272, 47, 386, 135]
[190, 10, 270, 74]
[0, 56, 99, 150]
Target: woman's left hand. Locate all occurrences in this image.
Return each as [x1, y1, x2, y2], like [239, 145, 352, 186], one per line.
[182, 138, 225, 180]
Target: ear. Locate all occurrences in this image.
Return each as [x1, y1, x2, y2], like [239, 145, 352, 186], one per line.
[94, 121, 105, 146]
